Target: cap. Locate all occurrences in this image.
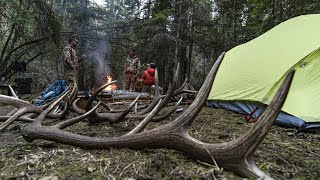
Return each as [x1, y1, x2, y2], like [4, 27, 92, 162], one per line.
[149, 63, 156, 68]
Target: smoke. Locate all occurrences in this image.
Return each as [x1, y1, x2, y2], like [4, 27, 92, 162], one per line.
[88, 40, 112, 85]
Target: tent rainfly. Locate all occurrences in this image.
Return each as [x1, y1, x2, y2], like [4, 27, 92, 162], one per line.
[207, 14, 320, 132]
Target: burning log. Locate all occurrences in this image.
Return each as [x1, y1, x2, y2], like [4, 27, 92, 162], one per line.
[103, 75, 117, 91]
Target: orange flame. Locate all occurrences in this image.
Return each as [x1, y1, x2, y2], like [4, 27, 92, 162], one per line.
[104, 75, 117, 91]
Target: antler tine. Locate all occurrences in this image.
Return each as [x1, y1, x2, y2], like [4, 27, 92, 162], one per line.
[0, 113, 33, 131]
[153, 67, 161, 97]
[38, 87, 69, 110]
[6, 108, 17, 116]
[167, 52, 225, 128]
[85, 80, 117, 110]
[125, 99, 163, 135]
[54, 102, 101, 129]
[30, 89, 72, 119]
[172, 78, 188, 96]
[138, 64, 179, 115]
[141, 66, 179, 115]
[72, 96, 112, 115]
[87, 95, 140, 123]
[172, 89, 197, 97]
[137, 69, 161, 115]
[98, 100, 112, 111]
[69, 81, 78, 103]
[72, 98, 86, 114]
[0, 90, 70, 126]
[0, 95, 42, 131]
[208, 70, 295, 178]
[151, 96, 183, 122]
[163, 80, 198, 98]
[109, 95, 140, 123]
[0, 95, 36, 108]
[244, 70, 295, 154]
[171, 70, 295, 179]
[157, 63, 180, 105]
[126, 96, 183, 134]
[0, 116, 34, 123]
[125, 96, 183, 121]
[52, 97, 71, 119]
[8, 85, 19, 99]
[136, 81, 176, 117]
[34, 89, 70, 125]
[111, 96, 181, 121]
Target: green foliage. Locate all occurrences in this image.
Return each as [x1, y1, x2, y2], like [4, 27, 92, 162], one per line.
[0, 0, 62, 87]
[2, 0, 319, 90]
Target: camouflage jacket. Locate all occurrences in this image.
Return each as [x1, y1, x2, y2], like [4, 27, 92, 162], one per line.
[125, 56, 141, 74]
[64, 45, 78, 70]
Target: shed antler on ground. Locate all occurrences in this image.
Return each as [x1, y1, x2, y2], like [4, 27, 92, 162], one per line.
[0, 52, 294, 179]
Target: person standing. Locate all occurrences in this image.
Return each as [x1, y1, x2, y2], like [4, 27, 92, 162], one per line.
[124, 49, 141, 90]
[63, 37, 79, 89]
[141, 63, 156, 93]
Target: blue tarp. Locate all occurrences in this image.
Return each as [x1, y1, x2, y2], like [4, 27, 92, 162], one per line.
[207, 101, 320, 132]
[34, 80, 67, 106]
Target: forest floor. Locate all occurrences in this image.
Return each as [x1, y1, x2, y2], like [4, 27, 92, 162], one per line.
[0, 94, 320, 180]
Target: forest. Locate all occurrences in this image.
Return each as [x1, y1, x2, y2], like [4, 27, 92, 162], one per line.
[1, 0, 320, 179]
[1, 0, 318, 91]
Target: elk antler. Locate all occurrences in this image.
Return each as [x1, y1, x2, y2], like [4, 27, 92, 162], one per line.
[138, 66, 178, 115]
[86, 95, 140, 123]
[72, 69, 181, 123]
[168, 78, 198, 97]
[2, 52, 294, 179]
[0, 84, 80, 130]
[34, 84, 76, 119]
[72, 80, 140, 123]
[0, 95, 43, 131]
[84, 80, 117, 111]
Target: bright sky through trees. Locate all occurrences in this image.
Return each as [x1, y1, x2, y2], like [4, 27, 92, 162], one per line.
[92, 0, 104, 6]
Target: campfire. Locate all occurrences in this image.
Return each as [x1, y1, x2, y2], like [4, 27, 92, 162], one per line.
[103, 75, 117, 91]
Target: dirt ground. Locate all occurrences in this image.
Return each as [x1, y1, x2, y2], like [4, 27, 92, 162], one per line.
[0, 98, 319, 179]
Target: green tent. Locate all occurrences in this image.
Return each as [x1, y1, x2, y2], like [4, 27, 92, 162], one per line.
[208, 14, 320, 131]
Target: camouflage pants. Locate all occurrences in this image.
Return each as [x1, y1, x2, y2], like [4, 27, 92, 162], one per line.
[124, 71, 137, 90]
[65, 68, 77, 89]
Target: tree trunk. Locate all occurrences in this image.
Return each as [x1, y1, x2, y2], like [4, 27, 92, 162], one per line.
[187, 8, 194, 82]
[78, 0, 89, 90]
[177, 1, 189, 86]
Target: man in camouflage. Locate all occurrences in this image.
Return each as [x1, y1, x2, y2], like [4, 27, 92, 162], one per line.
[64, 37, 79, 89]
[124, 49, 141, 90]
